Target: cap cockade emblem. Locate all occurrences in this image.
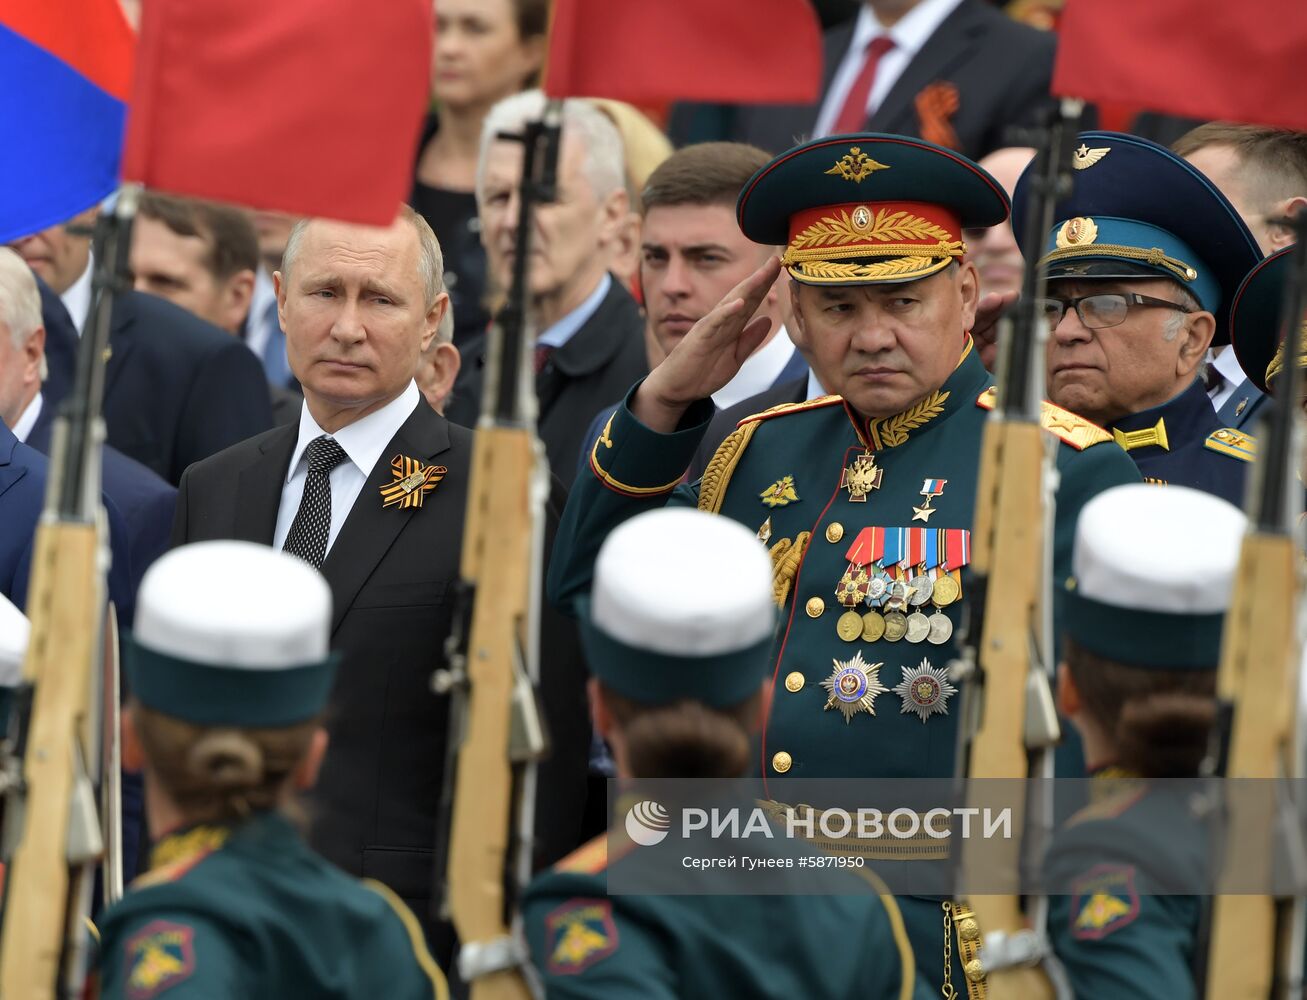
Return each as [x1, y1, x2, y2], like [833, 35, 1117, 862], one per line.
[825, 146, 891, 183]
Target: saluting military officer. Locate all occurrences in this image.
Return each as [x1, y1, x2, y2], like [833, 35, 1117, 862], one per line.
[547, 132, 1141, 994]
[1043, 482, 1245, 999]
[526, 507, 927, 1000]
[95, 541, 445, 999]
[1012, 131, 1264, 503]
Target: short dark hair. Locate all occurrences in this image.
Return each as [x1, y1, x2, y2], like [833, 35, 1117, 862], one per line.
[1173, 123, 1307, 207]
[1064, 637, 1216, 779]
[138, 192, 259, 281]
[640, 142, 772, 216]
[511, 0, 549, 39]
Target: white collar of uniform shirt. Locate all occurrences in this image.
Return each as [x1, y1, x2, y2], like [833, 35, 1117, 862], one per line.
[285, 380, 420, 486]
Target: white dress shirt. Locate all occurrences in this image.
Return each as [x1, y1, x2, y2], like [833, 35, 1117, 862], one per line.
[805, 370, 830, 401]
[61, 256, 94, 336]
[814, 0, 964, 138]
[712, 326, 799, 410]
[245, 266, 278, 360]
[1207, 345, 1248, 413]
[10, 392, 42, 443]
[272, 381, 421, 556]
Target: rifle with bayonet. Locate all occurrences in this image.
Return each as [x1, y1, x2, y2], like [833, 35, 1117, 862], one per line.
[950, 99, 1083, 1000]
[432, 104, 557, 1000]
[1199, 210, 1307, 1000]
[0, 186, 137, 999]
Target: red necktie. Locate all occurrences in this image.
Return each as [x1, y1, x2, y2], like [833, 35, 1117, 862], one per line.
[833, 36, 895, 134]
[533, 344, 554, 374]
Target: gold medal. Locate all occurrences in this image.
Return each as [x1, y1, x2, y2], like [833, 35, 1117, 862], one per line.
[932, 574, 961, 607]
[883, 611, 908, 642]
[861, 610, 886, 642]
[836, 610, 864, 642]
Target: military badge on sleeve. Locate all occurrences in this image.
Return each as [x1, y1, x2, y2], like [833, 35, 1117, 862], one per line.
[546, 899, 619, 975]
[380, 454, 447, 509]
[124, 920, 196, 999]
[1069, 865, 1140, 940]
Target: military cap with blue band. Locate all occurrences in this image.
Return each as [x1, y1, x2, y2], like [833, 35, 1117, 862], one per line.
[1229, 245, 1305, 393]
[1013, 131, 1262, 342]
[126, 541, 339, 727]
[736, 133, 1009, 286]
[1065, 483, 1245, 670]
[578, 508, 777, 708]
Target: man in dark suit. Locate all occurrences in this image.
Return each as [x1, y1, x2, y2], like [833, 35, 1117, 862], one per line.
[171, 208, 589, 962]
[445, 91, 647, 487]
[684, 0, 1055, 160]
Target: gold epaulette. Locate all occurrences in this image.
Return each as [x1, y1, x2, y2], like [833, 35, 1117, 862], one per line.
[555, 835, 609, 875]
[735, 393, 844, 429]
[1205, 427, 1256, 462]
[976, 387, 1113, 450]
[1065, 784, 1147, 829]
[129, 853, 210, 891]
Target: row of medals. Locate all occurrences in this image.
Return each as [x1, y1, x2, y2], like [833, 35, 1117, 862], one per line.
[834, 565, 960, 646]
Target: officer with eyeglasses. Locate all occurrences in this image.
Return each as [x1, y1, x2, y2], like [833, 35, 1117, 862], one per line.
[1013, 132, 1264, 504]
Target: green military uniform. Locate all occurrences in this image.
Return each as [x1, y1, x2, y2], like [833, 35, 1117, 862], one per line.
[98, 813, 445, 999]
[1041, 481, 1246, 998]
[93, 540, 446, 999]
[547, 134, 1141, 995]
[528, 507, 925, 999]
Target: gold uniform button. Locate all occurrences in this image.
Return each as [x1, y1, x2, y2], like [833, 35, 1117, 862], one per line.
[958, 917, 980, 943]
[772, 751, 793, 773]
[805, 597, 826, 618]
[784, 671, 805, 693]
[965, 959, 986, 983]
[825, 522, 844, 544]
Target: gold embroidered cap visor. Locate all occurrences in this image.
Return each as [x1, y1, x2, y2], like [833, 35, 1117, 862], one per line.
[736, 133, 1009, 287]
[1229, 244, 1305, 394]
[1012, 130, 1262, 343]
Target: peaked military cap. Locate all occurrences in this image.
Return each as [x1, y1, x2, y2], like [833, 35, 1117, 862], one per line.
[578, 508, 776, 708]
[1229, 245, 1304, 393]
[1066, 483, 1245, 669]
[737, 132, 1009, 286]
[125, 541, 339, 727]
[1013, 131, 1262, 342]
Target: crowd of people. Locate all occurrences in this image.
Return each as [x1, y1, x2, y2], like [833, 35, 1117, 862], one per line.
[2, 0, 1307, 996]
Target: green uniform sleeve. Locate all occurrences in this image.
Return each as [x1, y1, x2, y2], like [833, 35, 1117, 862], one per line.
[99, 912, 247, 1000]
[546, 384, 715, 613]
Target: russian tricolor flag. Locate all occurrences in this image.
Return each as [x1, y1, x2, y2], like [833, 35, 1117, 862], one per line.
[0, 0, 134, 242]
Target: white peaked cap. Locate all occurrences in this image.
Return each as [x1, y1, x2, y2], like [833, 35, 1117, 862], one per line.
[1074, 483, 1245, 613]
[0, 594, 29, 688]
[135, 541, 332, 668]
[592, 508, 775, 656]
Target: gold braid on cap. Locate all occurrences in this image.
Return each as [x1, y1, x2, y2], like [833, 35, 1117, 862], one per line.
[1263, 323, 1307, 388]
[783, 208, 965, 264]
[1038, 243, 1199, 283]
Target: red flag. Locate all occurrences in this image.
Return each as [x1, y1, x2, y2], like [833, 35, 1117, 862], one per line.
[121, 0, 431, 226]
[1052, 0, 1307, 131]
[543, 0, 820, 105]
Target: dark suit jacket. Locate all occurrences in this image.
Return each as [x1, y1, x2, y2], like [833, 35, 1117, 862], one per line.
[686, 377, 810, 482]
[27, 405, 176, 596]
[37, 281, 275, 486]
[446, 277, 648, 488]
[171, 400, 589, 961]
[715, 0, 1055, 159]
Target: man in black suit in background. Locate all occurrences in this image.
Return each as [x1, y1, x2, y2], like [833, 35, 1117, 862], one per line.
[678, 0, 1055, 160]
[171, 207, 588, 961]
[445, 90, 647, 487]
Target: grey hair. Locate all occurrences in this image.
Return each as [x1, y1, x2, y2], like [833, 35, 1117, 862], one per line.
[1163, 283, 1203, 341]
[476, 89, 627, 204]
[0, 247, 42, 348]
[281, 205, 445, 307]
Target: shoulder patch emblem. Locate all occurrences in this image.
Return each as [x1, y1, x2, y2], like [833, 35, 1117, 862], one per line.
[1069, 865, 1140, 940]
[975, 388, 1113, 450]
[1205, 427, 1256, 462]
[556, 835, 609, 875]
[546, 899, 619, 975]
[124, 920, 196, 999]
[736, 394, 843, 429]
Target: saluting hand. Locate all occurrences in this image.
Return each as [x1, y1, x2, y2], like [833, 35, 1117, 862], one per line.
[971, 289, 1019, 371]
[632, 257, 782, 433]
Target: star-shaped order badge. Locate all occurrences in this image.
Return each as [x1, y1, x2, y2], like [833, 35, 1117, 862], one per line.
[893, 658, 957, 723]
[380, 454, 447, 509]
[821, 650, 887, 723]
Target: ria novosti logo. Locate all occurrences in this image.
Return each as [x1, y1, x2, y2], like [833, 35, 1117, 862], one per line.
[624, 800, 671, 846]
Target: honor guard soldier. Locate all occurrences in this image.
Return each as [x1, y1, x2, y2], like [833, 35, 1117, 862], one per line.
[1044, 483, 1245, 999]
[95, 541, 445, 1000]
[1229, 243, 1307, 409]
[547, 132, 1140, 993]
[526, 508, 927, 1000]
[1014, 131, 1264, 503]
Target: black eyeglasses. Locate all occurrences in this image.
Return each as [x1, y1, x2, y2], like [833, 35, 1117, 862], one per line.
[1037, 292, 1195, 330]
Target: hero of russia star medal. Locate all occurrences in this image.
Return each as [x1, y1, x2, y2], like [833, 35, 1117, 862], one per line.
[893, 658, 958, 723]
[912, 478, 947, 522]
[760, 474, 800, 507]
[841, 452, 883, 502]
[380, 454, 447, 509]
[821, 650, 887, 723]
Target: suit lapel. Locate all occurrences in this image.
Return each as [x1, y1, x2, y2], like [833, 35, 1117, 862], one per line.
[320, 402, 451, 633]
[0, 429, 25, 501]
[868, 2, 981, 134]
[233, 426, 298, 544]
[537, 278, 629, 419]
[103, 302, 139, 403]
